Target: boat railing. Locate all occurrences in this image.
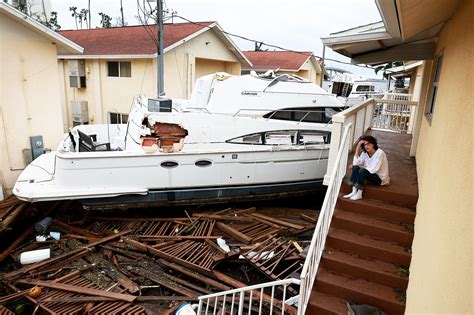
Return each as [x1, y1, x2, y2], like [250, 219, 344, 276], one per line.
[324, 95, 417, 184]
[197, 278, 301, 315]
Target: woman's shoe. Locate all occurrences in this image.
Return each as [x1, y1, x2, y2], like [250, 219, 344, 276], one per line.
[350, 190, 363, 201]
[343, 187, 357, 199]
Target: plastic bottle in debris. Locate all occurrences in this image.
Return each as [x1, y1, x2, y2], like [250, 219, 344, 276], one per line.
[19, 248, 51, 265]
[35, 217, 52, 233]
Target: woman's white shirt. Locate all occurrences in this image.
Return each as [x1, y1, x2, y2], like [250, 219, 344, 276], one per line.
[353, 149, 390, 185]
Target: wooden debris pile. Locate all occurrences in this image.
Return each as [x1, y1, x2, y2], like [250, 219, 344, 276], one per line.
[0, 200, 318, 314]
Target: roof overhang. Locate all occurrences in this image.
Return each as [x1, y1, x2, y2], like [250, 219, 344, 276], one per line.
[0, 3, 83, 54]
[321, 0, 461, 65]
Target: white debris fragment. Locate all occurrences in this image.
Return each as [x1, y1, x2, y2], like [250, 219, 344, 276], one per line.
[216, 238, 230, 253]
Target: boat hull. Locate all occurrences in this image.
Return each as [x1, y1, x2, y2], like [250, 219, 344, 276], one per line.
[81, 179, 324, 210]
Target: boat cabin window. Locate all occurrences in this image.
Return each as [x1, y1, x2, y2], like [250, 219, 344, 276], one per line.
[228, 133, 263, 145]
[263, 107, 343, 123]
[265, 131, 297, 145]
[299, 130, 328, 145]
[355, 85, 375, 92]
[227, 130, 329, 145]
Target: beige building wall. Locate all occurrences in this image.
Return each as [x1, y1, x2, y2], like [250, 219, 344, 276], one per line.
[406, 0, 473, 312]
[60, 29, 242, 126]
[0, 12, 65, 194]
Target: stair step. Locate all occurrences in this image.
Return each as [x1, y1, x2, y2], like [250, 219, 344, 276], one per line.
[332, 209, 414, 246]
[315, 268, 405, 315]
[337, 194, 416, 225]
[306, 290, 348, 315]
[326, 228, 411, 266]
[341, 182, 417, 208]
[321, 249, 409, 290]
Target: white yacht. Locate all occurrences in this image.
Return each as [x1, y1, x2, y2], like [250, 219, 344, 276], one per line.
[326, 72, 382, 106]
[14, 95, 334, 209]
[176, 72, 346, 122]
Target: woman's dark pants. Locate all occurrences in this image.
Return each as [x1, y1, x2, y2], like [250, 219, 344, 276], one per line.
[349, 166, 381, 190]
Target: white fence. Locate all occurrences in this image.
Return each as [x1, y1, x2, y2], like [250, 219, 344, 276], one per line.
[297, 124, 353, 315]
[197, 278, 301, 315]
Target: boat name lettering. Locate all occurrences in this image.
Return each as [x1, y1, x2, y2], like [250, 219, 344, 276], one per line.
[241, 91, 258, 96]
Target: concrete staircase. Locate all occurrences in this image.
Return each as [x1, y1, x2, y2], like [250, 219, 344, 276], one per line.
[307, 183, 417, 315]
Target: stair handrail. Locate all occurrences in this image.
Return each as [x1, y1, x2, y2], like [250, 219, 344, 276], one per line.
[298, 123, 353, 315]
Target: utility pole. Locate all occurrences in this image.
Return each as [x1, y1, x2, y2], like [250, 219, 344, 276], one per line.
[320, 44, 326, 87]
[120, 0, 124, 26]
[157, 0, 164, 96]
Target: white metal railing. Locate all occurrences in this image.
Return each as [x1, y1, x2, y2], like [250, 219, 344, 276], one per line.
[372, 93, 415, 133]
[324, 95, 417, 185]
[197, 278, 301, 315]
[297, 124, 352, 315]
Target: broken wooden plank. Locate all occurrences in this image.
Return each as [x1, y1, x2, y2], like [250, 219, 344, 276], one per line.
[40, 296, 195, 303]
[158, 259, 231, 291]
[250, 213, 305, 230]
[18, 279, 137, 303]
[0, 226, 34, 262]
[53, 219, 100, 237]
[215, 222, 252, 244]
[130, 268, 199, 298]
[300, 213, 317, 224]
[0, 204, 28, 231]
[2, 229, 131, 280]
[136, 235, 220, 241]
[192, 214, 254, 222]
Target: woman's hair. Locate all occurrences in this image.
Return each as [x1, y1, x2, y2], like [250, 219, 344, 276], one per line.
[361, 136, 378, 150]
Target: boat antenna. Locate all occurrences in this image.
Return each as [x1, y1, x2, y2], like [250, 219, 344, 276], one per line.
[156, 0, 165, 97]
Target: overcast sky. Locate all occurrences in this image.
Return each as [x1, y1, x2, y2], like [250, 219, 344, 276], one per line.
[50, 0, 382, 78]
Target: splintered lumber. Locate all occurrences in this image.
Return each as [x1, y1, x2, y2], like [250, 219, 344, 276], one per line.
[123, 238, 219, 276]
[0, 204, 28, 231]
[18, 280, 137, 303]
[2, 229, 132, 280]
[0, 226, 34, 262]
[137, 235, 220, 241]
[250, 213, 305, 230]
[192, 214, 254, 222]
[41, 296, 195, 303]
[158, 259, 231, 291]
[212, 270, 298, 315]
[130, 268, 199, 298]
[216, 222, 252, 244]
[300, 213, 317, 224]
[53, 219, 100, 237]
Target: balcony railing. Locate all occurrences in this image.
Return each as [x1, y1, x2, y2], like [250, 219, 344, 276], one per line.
[324, 94, 417, 185]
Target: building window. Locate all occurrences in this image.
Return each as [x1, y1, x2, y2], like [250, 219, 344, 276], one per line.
[107, 61, 131, 77]
[108, 112, 129, 124]
[426, 52, 443, 121]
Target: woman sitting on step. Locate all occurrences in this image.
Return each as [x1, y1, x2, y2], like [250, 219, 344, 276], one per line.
[344, 136, 390, 201]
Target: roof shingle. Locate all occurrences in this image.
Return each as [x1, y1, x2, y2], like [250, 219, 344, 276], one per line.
[59, 22, 214, 55]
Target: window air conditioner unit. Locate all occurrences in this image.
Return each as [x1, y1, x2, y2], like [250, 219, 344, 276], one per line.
[72, 100, 89, 126]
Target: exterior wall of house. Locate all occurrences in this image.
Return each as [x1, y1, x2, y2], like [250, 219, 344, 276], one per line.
[406, 0, 473, 312]
[60, 29, 242, 126]
[0, 12, 65, 195]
